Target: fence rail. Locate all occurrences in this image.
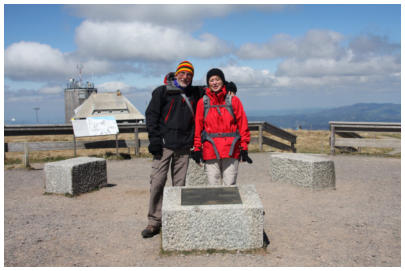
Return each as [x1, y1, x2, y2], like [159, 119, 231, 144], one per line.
[329, 121, 401, 154]
[5, 122, 296, 164]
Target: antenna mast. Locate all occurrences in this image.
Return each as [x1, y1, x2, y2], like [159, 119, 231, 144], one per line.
[76, 64, 84, 85]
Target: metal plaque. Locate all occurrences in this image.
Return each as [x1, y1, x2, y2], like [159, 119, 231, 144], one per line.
[181, 187, 242, 206]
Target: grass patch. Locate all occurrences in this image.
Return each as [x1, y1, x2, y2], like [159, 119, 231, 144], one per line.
[4, 158, 22, 165]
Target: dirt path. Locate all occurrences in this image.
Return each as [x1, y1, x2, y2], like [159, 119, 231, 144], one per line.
[4, 153, 400, 267]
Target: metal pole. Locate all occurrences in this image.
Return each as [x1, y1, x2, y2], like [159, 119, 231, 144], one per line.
[33, 107, 40, 123]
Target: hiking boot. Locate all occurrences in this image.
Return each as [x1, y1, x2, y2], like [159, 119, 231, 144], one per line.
[141, 225, 161, 238]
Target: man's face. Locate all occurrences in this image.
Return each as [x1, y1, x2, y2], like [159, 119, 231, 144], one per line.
[176, 71, 193, 88]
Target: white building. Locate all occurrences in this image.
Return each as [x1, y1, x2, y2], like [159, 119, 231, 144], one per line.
[73, 90, 145, 123]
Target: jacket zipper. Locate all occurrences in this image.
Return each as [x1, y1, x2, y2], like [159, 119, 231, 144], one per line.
[165, 99, 175, 123]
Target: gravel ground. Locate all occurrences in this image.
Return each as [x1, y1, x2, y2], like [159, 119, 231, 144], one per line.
[4, 153, 401, 267]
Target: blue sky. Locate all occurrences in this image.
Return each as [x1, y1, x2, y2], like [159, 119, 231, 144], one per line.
[3, 4, 402, 124]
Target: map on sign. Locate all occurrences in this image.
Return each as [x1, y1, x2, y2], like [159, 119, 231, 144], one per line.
[72, 116, 119, 137]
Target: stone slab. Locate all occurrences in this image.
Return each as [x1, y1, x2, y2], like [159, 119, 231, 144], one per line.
[269, 153, 336, 189]
[185, 159, 208, 186]
[162, 185, 264, 251]
[44, 157, 107, 196]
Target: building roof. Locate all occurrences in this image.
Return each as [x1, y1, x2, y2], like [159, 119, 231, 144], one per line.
[73, 91, 145, 122]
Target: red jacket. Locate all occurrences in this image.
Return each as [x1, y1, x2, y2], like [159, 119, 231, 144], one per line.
[194, 86, 250, 161]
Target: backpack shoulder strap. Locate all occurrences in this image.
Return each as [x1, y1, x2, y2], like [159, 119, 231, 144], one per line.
[180, 93, 194, 118]
[203, 95, 210, 119]
[225, 94, 236, 121]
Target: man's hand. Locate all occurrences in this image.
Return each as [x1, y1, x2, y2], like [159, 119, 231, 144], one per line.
[148, 144, 163, 160]
[240, 150, 253, 164]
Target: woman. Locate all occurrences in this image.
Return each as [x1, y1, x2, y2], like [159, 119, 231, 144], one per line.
[192, 68, 252, 185]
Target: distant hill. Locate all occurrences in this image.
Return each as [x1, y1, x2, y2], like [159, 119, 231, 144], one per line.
[248, 103, 401, 130]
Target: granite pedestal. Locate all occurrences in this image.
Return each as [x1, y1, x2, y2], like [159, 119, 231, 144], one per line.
[269, 153, 335, 189]
[185, 160, 208, 186]
[44, 157, 107, 196]
[162, 185, 264, 251]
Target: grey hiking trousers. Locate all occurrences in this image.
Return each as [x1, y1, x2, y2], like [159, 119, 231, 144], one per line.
[147, 147, 190, 227]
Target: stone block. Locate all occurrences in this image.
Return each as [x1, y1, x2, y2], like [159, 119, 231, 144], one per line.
[269, 153, 335, 189]
[185, 160, 208, 186]
[162, 185, 264, 251]
[44, 157, 107, 196]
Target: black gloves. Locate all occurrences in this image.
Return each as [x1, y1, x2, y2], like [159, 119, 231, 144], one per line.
[240, 150, 253, 164]
[148, 144, 163, 159]
[191, 150, 203, 164]
[225, 81, 237, 94]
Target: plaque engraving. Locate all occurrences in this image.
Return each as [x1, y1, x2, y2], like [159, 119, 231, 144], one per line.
[181, 187, 242, 205]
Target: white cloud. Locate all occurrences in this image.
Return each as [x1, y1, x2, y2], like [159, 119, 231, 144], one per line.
[96, 81, 132, 92]
[218, 58, 400, 96]
[221, 65, 276, 88]
[276, 54, 400, 77]
[237, 30, 344, 60]
[67, 5, 285, 28]
[39, 85, 63, 94]
[75, 20, 231, 61]
[5, 42, 73, 81]
[5, 41, 118, 82]
[232, 30, 400, 95]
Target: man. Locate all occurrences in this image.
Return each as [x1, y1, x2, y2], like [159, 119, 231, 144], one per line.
[141, 61, 203, 238]
[142, 61, 237, 238]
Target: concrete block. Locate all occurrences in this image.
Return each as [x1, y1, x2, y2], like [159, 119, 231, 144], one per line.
[162, 185, 264, 251]
[185, 160, 208, 186]
[269, 153, 335, 189]
[44, 157, 107, 196]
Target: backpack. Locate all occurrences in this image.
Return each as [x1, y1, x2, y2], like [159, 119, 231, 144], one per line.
[203, 94, 235, 122]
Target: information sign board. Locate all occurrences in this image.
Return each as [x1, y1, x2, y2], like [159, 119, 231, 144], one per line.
[72, 116, 119, 137]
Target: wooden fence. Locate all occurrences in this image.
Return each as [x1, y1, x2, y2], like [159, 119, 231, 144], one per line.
[329, 121, 401, 154]
[5, 121, 296, 163]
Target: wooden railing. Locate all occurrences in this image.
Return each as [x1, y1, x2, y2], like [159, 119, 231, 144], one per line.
[329, 121, 401, 154]
[5, 121, 296, 159]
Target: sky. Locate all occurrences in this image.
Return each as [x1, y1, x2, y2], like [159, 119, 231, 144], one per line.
[3, 3, 402, 124]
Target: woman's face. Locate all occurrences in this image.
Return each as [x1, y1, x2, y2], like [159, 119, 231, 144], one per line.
[208, 75, 224, 92]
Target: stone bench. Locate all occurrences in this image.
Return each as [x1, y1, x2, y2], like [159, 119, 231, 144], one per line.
[162, 185, 264, 251]
[269, 153, 336, 189]
[44, 157, 107, 196]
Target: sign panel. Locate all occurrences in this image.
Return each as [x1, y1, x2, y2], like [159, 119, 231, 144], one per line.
[181, 187, 242, 206]
[72, 116, 119, 137]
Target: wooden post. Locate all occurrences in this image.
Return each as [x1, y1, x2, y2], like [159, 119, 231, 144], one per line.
[258, 124, 263, 152]
[23, 142, 30, 167]
[73, 135, 77, 157]
[134, 127, 139, 157]
[115, 133, 119, 156]
[330, 125, 335, 155]
[291, 142, 296, 153]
